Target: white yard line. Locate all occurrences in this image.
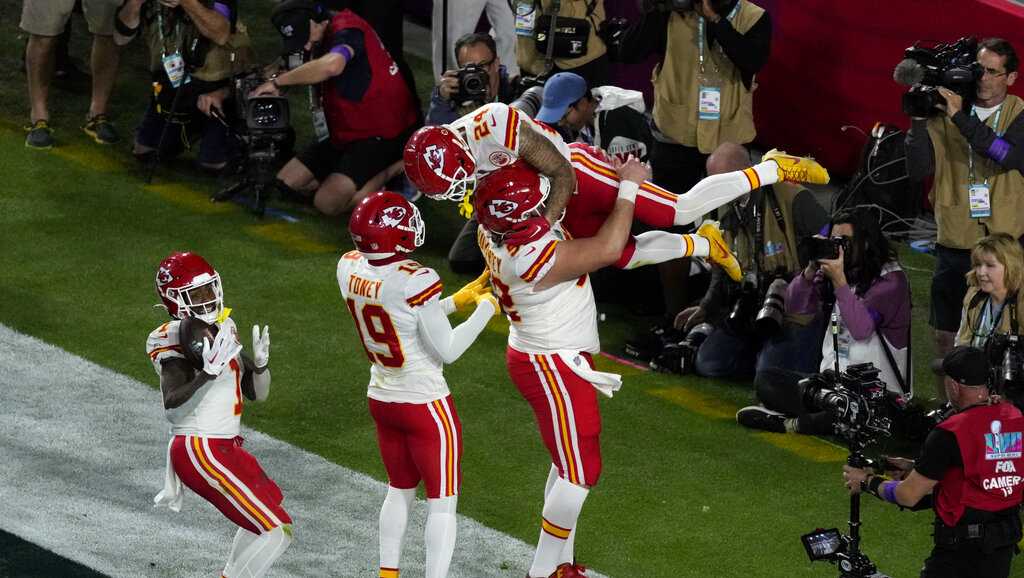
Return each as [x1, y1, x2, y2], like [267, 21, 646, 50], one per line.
[0, 324, 606, 578]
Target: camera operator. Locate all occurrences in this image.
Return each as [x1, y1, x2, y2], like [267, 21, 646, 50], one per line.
[737, 208, 911, 434]
[673, 142, 828, 378]
[115, 0, 253, 172]
[428, 33, 515, 125]
[514, 0, 609, 86]
[843, 346, 1023, 578]
[253, 0, 418, 217]
[905, 38, 1024, 401]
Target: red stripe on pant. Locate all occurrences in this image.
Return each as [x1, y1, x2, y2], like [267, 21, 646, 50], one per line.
[506, 347, 603, 486]
[170, 435, 291, 534]
[369, 395, 463, 498]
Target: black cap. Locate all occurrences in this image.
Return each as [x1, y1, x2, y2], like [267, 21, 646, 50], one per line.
[942, 346, 990, 387]
[272, 0, 324, 55]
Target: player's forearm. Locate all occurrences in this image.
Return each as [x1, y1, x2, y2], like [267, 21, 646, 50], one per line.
[543, 165, 575, 223]
[180, 0, 230, 45]
[251, 369, 271, 402]
[418, 301, 493, 364]
[593, 198, 637, 259]
[517, 121, 576, 222]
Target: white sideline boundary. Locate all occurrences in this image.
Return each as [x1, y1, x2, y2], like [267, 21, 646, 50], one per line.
[0, 324, 607, 578]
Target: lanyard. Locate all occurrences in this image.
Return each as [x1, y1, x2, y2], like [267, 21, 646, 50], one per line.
[697, 1, 741, 74]
[156, 7, 181, 58]
[967, 103, 1003, 185]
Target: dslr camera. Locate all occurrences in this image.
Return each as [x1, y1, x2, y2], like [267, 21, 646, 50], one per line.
[453, 64, 490, 108]
[989, 333, 1024, 409]
[651, 322, 714, 374]
[895, 37, 982, 117]
[803, 235, 849, 262]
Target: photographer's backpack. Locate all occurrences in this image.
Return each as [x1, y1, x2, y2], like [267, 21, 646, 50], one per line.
[833, 123, 922, 233]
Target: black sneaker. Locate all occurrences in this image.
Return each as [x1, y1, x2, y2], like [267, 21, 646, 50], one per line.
[83, 114, 120, 144]
[736, 405, 787, 433]
[25, 120, 54, 149]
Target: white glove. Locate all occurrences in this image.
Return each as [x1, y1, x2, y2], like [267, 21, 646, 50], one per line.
[202, 325, 242, 377]
[252, 325, 270, 369]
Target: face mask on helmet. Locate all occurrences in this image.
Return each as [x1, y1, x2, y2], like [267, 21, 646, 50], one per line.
[168, 274, 224, 324]
[404, 126, 477, 201]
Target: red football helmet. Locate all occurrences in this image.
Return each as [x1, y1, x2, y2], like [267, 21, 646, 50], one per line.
[472, 161, 550, 236]
[403, 125, 476, 201]
[155, 252, 224, 324]
[349, 191, 425, 257]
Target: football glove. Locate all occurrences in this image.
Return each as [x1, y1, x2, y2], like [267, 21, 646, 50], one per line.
[252, 325, 270, 370]
[202, 323, 242, 377]
[451, 269, 491, 311]
[474, 290, 499, 316]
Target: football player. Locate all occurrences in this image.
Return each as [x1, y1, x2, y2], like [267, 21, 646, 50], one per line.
[337, 191, 499, 578]
[147, 252, 292, 578]
[404, 102, 830, 280]
[472, 156, 646, 578]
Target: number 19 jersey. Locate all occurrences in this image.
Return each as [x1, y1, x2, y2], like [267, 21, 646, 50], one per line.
[336, 250, 449, 404]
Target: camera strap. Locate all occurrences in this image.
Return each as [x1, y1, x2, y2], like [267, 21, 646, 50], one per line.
[541, 0, 560, 74]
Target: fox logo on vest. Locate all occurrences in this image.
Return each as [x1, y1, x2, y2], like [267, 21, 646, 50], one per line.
[380, 206, 407, 228]
[487, 199, 519, 219]
[985, 420, 1023, 460]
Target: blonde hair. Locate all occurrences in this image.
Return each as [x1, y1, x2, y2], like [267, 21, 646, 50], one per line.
[967, 233, 1024, 294]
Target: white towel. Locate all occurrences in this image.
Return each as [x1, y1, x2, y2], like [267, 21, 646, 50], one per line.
[153, 437, 183, 512]
[555, 351, 622, 398]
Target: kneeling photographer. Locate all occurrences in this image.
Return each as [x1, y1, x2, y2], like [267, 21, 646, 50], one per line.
[668, 142, 828, 378]
[737, 208, 911, 435]
[252, 0, 419, 217]
[115, 0, 253, 173]
[427, 33, 515, 125]
[956, 233, 1024, 410]
[843, 346, 1023, 578]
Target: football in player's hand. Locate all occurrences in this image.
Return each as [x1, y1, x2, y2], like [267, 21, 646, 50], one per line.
[178, 316, 219, 370]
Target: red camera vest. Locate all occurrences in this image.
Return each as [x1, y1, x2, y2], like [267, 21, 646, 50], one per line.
[323, 11, 417, 147]
[934, 402, 1024, 527]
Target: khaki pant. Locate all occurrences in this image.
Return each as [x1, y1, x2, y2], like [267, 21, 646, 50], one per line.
[20, 0, 121, 36]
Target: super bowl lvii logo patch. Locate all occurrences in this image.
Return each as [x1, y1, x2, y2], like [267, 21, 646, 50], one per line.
[985, 420, 1023, 460]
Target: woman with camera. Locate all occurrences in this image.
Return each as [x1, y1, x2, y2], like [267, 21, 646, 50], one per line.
[737, 208, 912, 434]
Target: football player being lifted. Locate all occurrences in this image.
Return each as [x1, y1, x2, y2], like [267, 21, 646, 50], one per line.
[473, 155, 646, 578]
[338, 192, 499, 578]
[146, 252, 292, 578]
[404, 102, 830, 280]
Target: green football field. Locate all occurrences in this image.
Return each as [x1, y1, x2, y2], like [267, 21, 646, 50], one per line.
[0, 1, 948, 576]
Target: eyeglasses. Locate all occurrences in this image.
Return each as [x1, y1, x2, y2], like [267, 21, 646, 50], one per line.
[980, 65, 1008, 78]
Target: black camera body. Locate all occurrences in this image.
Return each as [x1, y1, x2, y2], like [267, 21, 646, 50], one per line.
[900, 37, 982, 117]
[651, 322, 714, 374]
[453, 64, 490, 108]
[801, 362, 893, 446]
[803, 236, 849, 262]
[988, 333, 1024, 409]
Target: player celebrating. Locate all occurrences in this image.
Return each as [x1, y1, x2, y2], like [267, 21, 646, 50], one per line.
[472, 156, 646, 577]
[404, 102, 829, 280]
[338, 192, 499, 578]
[147, 252, 292, 578]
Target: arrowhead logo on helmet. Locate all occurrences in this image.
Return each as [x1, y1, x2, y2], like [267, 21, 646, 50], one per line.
[379, 205, 408, 227]
[487, 199, 520, 219]
[156, 266, 174, 287]
[423, 145, 445, 174]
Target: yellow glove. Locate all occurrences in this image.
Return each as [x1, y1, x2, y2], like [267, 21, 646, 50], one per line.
[451, 269, 491, 311]
[474, 290, 499, 316]
[458, 189, 475, 219]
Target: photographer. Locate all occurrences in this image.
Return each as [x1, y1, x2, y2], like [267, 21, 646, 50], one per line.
[905, 38, 1024, 400]
[674, 142, 828, 378]
[843, 346, 1023, 578]
[514, 0, 609, 86]
[427, 33, 515, 125]
[115, 0, 252, 172]
[737, 208, 911, 435]
[253, 0, 418, 217]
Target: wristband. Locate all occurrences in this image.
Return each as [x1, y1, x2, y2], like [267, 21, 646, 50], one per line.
[255, 364, 268, 375]
[866, 475, 885, 496]
[617, 180, 639, 203]
[114, 15, 139, 37]
[988, 137, 1011, 163]
[881, 480, 899, 504]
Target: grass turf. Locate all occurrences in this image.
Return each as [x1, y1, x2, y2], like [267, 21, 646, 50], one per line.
[0, 1, 945, 576]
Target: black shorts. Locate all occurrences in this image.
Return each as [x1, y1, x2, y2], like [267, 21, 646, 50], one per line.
[930, 244, 973, 332]
[296, 128, 413, 188]
[135, 99, 235, 165]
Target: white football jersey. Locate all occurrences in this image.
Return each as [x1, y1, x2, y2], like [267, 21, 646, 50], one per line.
[448, 102, 570, 178]
[146, 320, 244, 437]
[336, 250, 450, 404]
[477, 225, 599, 354]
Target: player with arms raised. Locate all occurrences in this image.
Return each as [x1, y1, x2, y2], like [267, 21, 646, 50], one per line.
[338, 192, 498, 578]
[146, 252, 292, 578]
[405, 102, 829, 280]
[472, 156, 646, 577]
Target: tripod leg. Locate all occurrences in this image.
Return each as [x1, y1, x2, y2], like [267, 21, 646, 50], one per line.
[211, 179, 249, 203]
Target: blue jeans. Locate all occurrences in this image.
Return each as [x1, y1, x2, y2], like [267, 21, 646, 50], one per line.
[695, 316, 825, 379]
[757, 315, 826, 374]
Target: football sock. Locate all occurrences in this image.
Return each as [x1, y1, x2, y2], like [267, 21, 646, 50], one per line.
[543, 464, 559, 499]
[673, 161, 781, 227]
[529, 477, 589, 577]
[223, 527, 259, 577]
[228, 524, 292, 578]
[622, 231, 710, 268]
[379, 486, 415, 574]
[425, 495, 458, 578]
[541, 465, 577, 564]
[784, 418, 799, 433]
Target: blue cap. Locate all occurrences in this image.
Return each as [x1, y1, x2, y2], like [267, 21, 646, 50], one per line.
[535, 73, 588, 124]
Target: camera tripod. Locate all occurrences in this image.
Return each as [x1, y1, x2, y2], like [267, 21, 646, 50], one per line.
[208, 109, 286, 218]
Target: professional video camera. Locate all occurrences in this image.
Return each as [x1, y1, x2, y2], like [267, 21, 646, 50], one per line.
[453, 63, 490, 108]
[651, 322, 713, 374]
[211, 70, 293, 216]
[894, 37, 982, 118]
